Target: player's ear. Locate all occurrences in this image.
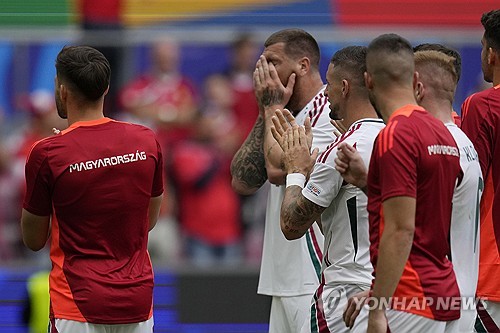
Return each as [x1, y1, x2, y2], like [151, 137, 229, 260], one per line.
[60, 84, 68, 102]
[297, 56, 310, 76]
[415, 81, 424, 103]
[103, 85, 110, 97]
[341, 79, 349, 98]
[412, 71, 419, 90]
[364, 72, 373, 90]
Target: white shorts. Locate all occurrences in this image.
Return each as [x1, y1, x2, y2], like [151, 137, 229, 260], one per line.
[49, 317, 154, 333]
[269, 294, 313, 333]
[351, 305, 452, 333]
[301, 283, 368, 333]
[475, 299, 500, 332]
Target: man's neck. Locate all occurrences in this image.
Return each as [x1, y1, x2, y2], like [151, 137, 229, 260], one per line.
[377, 88, 418, 123]
[343, 98, 379, 129]
[493, 66, 500, 86]
[67, 102, 105, 126]
[419, 98, 454, 124]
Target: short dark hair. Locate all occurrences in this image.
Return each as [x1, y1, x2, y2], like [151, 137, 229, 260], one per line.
[330, 46, 367, 87]
[413, 43, 461, 82]
[481, 10, 500, 51]
[55, 46, 111, 101]
[366, 34, 414, 86]
[264, 29, 320, 69]
[368, 33, 413, 57]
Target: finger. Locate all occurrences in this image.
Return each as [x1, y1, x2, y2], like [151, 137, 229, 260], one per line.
[330, 120, 342, 137]
[270, 125, 282, 148]
[311, 147, 319, 161]
[275, 109, 290, 132]
[334, 157, 348, 173]
[304, 116, 312, 135]
[271, 115, 283, 135]
[253, 68, 260, 89]
[298, 126, 307, 147]
[282, 108, 298, 128]
[286, 128, 294, 150]
[343, 299, 355, 326]
[348, 307, 362, 329]
[293, 126, 300, 147]
[286, 72, 296, 91]
[260, 55, 270, 80]
[257, 57, 266, 84]
[52, 127, 60, 135]
[268, 62, 280, 83]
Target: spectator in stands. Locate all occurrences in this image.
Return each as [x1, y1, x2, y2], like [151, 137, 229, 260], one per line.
[167, 74, 242, 267]
[0, 90, 65, 262]
[225, 33, 268, 265]
[120, 39, 199, 265]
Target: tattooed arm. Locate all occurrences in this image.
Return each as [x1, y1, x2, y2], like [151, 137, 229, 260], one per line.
[254, 55, 296, 185]
[279, 125, 324, 239]
[280, 186, 326, 240]
[231, 115, 267, 195]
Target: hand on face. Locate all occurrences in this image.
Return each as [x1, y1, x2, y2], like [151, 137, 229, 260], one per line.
[253, 55, 295, 116]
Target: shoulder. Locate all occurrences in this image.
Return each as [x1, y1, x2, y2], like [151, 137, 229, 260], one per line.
[26, 136, 57, 165]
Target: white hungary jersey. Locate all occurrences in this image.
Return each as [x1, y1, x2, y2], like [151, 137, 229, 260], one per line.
[446, 122, 483, 332]
[303, 118, 385, 286]
[258, 87, 335, 296]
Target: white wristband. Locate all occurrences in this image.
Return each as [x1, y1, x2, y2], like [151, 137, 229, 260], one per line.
[286, 173, 306, 188]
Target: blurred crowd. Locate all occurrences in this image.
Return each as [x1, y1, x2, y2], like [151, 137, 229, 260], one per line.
[0, 34, 270, 268]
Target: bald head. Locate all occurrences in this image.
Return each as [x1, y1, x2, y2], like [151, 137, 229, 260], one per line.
[366, 34, 415, 89]
[414, 50, 457, 104]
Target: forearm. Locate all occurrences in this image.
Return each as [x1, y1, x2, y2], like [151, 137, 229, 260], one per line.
[280, 185, 323, 240]
[148, 194, 163, 231]
[371, 224, 413, 303]
[263, 106, 287, 184]
[231, 116, 267, 195]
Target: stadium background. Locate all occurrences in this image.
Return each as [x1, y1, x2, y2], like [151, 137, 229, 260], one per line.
[0, 0, 496, 332]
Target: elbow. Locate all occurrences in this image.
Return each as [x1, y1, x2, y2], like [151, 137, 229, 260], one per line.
[280, 219, 304, 241]
[231, 178, 258, 195]
[23, 238, 46, 252]
[282, 231, 302, 241]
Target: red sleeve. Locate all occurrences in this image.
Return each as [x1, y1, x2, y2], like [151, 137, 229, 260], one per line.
[378, 119, 418, 202]
[461, 92, 492, 177]
[23, 140, 52, 216]
[151, 138, 164, 197]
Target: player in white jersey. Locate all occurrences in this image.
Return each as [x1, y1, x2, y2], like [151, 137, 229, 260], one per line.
[414, 50, 483, 332]
[231, 29, 335, 332]
[271, 46, 384, 333]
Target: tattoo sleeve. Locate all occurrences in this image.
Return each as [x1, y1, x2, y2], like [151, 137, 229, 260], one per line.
[230, 116, 267, 191]
[280, 186, 325, 237]
[261, 88, 284, 107]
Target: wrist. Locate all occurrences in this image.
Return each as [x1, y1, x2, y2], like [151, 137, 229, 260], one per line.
[286, 173, 306, 188]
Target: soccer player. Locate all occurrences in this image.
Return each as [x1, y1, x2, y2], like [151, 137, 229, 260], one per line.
[335, 34, 461, 333]
[21, 46, 163, 333]
[271, 46, 385, 333]
[413, 43, 462, 126]
[461, 9, 500, 331]
[230, 29, 335, 332]
[414, 49, 483, 332]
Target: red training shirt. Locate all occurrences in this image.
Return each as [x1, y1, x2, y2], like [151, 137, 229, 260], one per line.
[23, 118, 163, 324]
[461, 84, 500, 302]
[368, 105, 461, 321]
